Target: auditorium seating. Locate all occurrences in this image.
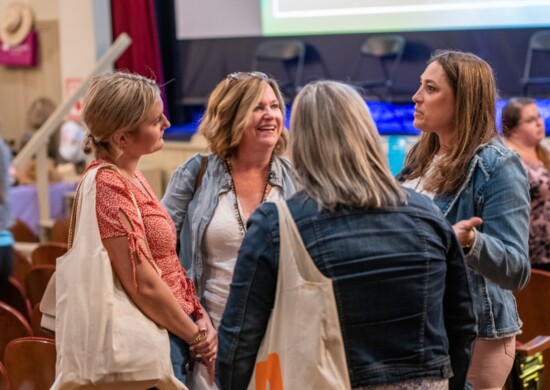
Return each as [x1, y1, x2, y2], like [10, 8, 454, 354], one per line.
[521, 30, 550, 96]
[354, 34, 406, 102]
[0, 302, 33, 363]
[3, 337, 56, 389]
[31, 242, 68, 267]
[252, 39, 306, 101]
[513, 269, 550, 389]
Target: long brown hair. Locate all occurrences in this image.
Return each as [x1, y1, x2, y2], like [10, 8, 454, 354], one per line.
[404, 50, 498, 195]
[502, 97, 550, 169]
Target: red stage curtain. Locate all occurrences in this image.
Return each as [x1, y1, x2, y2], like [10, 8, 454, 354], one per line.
[110, 0, 168, 116]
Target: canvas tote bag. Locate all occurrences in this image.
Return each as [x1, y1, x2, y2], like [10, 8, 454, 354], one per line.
[51, 165, 187, 390]
[248, 200, 351, 390]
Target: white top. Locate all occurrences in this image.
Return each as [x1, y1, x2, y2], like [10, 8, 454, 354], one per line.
[402, 156, 441, 199]
[202, 186, 282, 328]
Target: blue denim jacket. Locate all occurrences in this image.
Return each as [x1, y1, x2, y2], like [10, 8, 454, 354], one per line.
[398, 138, 531, 338]
[161, 153, 296, 298]
[218, 190, 477, 389]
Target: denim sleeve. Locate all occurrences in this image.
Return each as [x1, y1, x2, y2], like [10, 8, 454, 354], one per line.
[443, 222, 477, 390]
[161, 154, 202, 239]
[217, 204, 279, 390]
[466, 154, 531, 291]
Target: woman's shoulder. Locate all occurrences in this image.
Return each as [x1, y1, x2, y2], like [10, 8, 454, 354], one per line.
[476, 137, 515, 161]
[474, 137, 522, 171]
[172, 153, 224, 175]
[273, 155, 292, 168]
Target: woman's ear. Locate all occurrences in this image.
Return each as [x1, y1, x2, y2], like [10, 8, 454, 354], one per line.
[111, 131, 128, 150]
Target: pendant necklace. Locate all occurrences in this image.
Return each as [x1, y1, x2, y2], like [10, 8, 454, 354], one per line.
[225, 157, 273, 236]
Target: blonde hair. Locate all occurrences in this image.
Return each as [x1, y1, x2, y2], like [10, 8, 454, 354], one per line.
[199, 75, 288, 158]
[404, 50, 498, 195]
[290, 80, 407, 211]
[82, 71, 160, 160]
[502, 97, 550, 169]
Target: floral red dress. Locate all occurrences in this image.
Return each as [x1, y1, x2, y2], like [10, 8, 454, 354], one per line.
[87, 160, 202, 317]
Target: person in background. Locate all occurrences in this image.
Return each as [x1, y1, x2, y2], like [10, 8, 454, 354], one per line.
[218, 80, 477, 390]
[79, 71, 217, 383]
[399, 50, 531, 389]
[502, 97, 550, 271]
[0, 123, 14, 293]
[16, 96, 61, 185]
[162, 71, 295, 388]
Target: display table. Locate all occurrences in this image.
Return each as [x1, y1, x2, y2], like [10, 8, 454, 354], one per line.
[9, 181, 77, 236]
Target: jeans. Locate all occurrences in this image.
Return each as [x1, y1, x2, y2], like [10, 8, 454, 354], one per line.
[169, 332, 189, 382]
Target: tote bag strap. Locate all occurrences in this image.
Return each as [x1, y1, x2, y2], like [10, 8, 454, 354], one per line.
[68, 163, 144, 249]
[275, 199, 330, 284]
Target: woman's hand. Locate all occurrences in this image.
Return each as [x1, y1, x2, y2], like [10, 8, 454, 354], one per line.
[192, 314, 218, 384]
[453, 217, 483, 249]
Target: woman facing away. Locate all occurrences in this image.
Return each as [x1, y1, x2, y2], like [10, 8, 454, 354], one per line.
[502, 97, 550, 271]
[398, 50, 531, 389]
[217, 80, 477, 390]
[161, 72, 295, 388]
[79, 71, 217, 383]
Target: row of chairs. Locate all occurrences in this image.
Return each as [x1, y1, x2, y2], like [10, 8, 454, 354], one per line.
[3, 271, 550, 388]
[180, 34, 407, 108]
[9, 218, 70, 244]
[0, 218, 66, 388]
[181, 30, 550, 109]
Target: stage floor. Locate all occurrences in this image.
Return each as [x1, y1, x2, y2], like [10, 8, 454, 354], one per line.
[164, 99, 550, 141]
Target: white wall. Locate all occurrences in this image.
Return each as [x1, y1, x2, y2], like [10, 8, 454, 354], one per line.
[0, 0, 58, 21]
[58, 0, 111, 100]
[174, 0, 261, 39]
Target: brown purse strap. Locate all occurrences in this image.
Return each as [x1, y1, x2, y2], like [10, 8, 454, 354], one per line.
[194, 155, 208, 192]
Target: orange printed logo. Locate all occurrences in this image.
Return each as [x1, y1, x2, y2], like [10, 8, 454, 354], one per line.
[255, 353, 283, 390]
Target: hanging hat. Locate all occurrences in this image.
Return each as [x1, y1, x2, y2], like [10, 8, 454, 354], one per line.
[0, 2, 34, 47]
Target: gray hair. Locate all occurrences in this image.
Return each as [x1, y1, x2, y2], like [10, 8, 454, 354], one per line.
[290, 80, 406, 211]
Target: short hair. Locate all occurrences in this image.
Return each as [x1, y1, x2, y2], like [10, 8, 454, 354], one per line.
[404, 50, 498, 195]
[501, 97, 535, 137]
[290, 80, 406, 211]
[199, 74, 288, 158]
[82, 71, 160, 160]
[27, 97, 56, 131]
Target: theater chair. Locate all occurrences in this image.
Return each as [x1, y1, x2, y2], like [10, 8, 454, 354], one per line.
[521, 30, 550, 96]
[251, 39, 306, 101]
[507, 269, 550, 389]
[3, 337, 56, 389]
[354, 34, 406, 101]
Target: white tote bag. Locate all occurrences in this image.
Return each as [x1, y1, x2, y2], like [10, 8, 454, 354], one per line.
[52, 166, 187, 390]
[248, 200, 351, 390]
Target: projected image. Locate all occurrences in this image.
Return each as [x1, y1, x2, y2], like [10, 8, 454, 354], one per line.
[262, 0, 550, 36]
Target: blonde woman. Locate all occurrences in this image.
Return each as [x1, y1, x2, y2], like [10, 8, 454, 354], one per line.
[162, 72, 295, 387]
[502, 97, 550, 270]
[78, 71, 217, 383]
[218, 81, 476, 390]
[399, 51, 531, 389]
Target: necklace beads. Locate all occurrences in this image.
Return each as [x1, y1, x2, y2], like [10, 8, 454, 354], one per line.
[225, 157, 273, 236]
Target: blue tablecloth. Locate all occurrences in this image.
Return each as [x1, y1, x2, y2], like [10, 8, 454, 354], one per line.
[9, 181, 77, 235]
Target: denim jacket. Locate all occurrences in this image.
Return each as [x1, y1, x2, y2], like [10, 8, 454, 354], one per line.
[218, 190, 477, 389]
[161, 153, 296, 298]
[398, 138, 531, 338]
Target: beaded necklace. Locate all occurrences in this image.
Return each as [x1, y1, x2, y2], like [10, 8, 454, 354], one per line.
[225, 157, 273, 236]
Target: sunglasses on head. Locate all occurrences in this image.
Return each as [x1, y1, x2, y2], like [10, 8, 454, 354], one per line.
[227, 71, 269, 81]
